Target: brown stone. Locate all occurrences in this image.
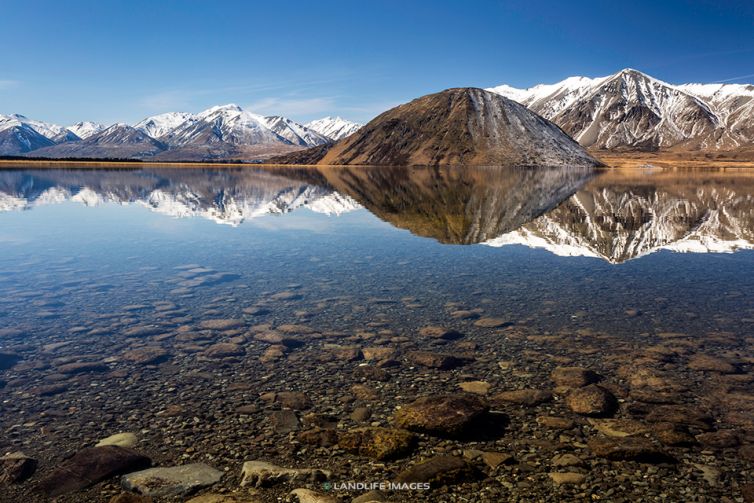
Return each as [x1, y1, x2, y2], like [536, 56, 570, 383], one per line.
[566, 385, 618, 416]
[742, 483, 754, 503]
[550, 367, 599, 388]
[395, 456, 480, 485]
[0, 452, 37, 484]
[37, 446, 151, 497]
[407, 351, 464, 370]
[351, 384, 379, 401]
[688, 354, 737, 373]
[199, 319, 244, 330]
[644, 405, 714, 431]
[298, 428, 338, 447]
[651, 423, 697, 447]
[122, 347, 169, 365]
[57, 361, 108, 374]
[203, 342, 244, 358]
[361, 347, 395, 361]
[262, 391, 312, 410]
[537, 416, 575, 429]
[109, 494, 154, 503]
[549, 472, 585, 485]
[480, 451, 513, 469]
[473, 318, 511, 328]
[338, 427, 416, 460]
[587, 436, 673, 463]
[393, 394, 488, 437]
[459, 381, 491, 395]
[418, 326, 463, 340]
[696, 429, 741, 448]
[492, 389, 552, 407]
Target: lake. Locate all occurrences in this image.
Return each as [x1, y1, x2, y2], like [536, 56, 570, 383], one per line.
[1, 164, 753, 502]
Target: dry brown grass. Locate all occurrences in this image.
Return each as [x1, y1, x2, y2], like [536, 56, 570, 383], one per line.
[593, 150, 754, 169]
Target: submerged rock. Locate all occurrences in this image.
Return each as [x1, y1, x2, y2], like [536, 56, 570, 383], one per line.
[407, 351, 465, 370]
[492, 389, 552, 406]
[550, 367, 599, 388]
[0, 351, 21, 370]
[549, 472, 585, 485]
[240, 461, 330, 488]
[97, 432, 138, 448]
[37, 446, 151, 497]
[395, 455, 480, 485]
[459, 381, 491, 395]
[289, 488, 337, 503]
[418, 326, 463, 340]
[473, 318, 511, 328]
[0, 451, 37, 484]
[261, 391, 312, 410]
[393, 394, 488, 437]
[338, 427, 416, 460]
[566, 385, 618, 416]
[121, 463, 223, 497]
[587, 436, 674, 463]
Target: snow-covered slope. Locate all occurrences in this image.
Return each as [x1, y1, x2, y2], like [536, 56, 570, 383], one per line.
[305, 116, 362, 141]
[488, 69, 753, 151]
[0, 114, 66, 139]
[67, 121, 105, 140]
[31, 124, 166, 159]
[134, 112, 196, 139]
[163, 104, 287, 147]
[0, 123, 55, 155]
[261, 116, 331, 147]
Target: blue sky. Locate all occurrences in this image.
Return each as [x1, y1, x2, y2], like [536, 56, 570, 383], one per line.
[2, 0, 753, 126]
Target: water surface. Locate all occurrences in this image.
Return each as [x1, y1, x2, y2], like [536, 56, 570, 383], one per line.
[1, 164, 753, 502]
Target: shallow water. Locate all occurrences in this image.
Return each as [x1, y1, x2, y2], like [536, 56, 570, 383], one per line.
[1, 165, 753, 502]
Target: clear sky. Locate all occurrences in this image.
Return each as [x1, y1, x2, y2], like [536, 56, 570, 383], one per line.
[2, 0, 753, 126]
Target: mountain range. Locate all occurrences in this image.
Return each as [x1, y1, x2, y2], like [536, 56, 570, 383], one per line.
[0, 108, 362, 161]
[1, 68, 752, 161]
[488, 68, 754, 153]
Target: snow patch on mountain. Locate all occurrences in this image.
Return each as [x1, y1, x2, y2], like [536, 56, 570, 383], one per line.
[67, 121, 105, 139]
[305, 116, 362, 141]
[261, 116, 331, 147]
[135, 112, 196, 139]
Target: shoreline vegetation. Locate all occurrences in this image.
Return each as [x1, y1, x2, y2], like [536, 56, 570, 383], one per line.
[1, 152, 754, 170]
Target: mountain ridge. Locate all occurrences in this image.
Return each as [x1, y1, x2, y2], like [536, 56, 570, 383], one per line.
[488, 68, 754, 152]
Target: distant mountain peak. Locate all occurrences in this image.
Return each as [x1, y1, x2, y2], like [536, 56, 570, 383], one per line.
[488, 68, 754, 152]
[67, 121, 105, 140]
[305, 116, 362, 141]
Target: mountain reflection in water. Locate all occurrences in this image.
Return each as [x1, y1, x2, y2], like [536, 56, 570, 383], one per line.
[1, 165, 752, 262]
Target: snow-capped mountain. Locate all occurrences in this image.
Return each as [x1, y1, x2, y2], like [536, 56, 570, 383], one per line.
[305, 116, 362, 141]
[0, 121, 55, 155]
[32, 124, 166, 159]
[67, 121, 105, 140]
[168, 104, 286, 147]
[0, 168, 360, 226]
[134, 112, 197, 140]
[261, 115, 331, 147]
[488, 69, 753, 151]
[0, 114, 66, 139]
